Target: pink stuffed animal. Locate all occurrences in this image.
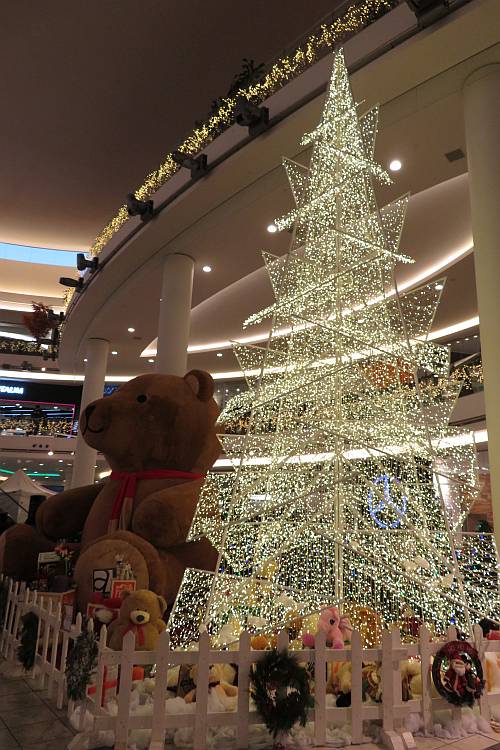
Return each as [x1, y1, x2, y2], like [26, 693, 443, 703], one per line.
[318, 606, 352, 649]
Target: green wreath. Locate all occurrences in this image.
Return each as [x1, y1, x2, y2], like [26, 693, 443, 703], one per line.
[66, 630, 98, 701]
[17, 612, 39, 670]
[250, 649, 313, 739]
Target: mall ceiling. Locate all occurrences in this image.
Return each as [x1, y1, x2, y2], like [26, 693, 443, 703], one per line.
[0, 0, 343, 251]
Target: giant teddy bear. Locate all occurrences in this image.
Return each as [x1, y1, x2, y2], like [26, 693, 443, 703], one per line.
[0, 370, 221, 610]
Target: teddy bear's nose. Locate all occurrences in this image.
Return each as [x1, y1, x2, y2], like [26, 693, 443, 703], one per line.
[136, 614, 145, 622]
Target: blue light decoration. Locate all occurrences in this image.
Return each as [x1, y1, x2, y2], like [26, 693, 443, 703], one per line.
[368, 473, 408, 529]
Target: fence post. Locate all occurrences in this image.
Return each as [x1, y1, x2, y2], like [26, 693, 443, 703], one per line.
[0, 578, 13, 655]
[114, 630, 135, 750]
[8, 582, 26, 661]
[237, 630, 251, 750]
[473, 623, 490, 720]
[350, 629, 363, 745]
[3, 580, 18, 657]
[47, 601, 62, 698]
[418, 625, 433, 735]
[150, 630, 171, 750]
[193, 630, 210, 750]
[446, 626, 462, 725]
[381, 629, 405, 750]
[314, 629, 326, 747]
[67, 613, 83, 721]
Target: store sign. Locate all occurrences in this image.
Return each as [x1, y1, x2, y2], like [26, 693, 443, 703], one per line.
[0, 383, 24, 396]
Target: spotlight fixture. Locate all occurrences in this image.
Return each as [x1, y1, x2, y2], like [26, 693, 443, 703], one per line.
[172, 151, 208, 181]
[41, 367, 46, 372]
[148, 358, 155, 363]
[216, 352, 223, 358]
[76, 253, 99, 272]
[59, 277, 84, 292]
[405, 0, 449, 26]
[267, 224, 277, 233]
[126, 193, 154, 222]
[111, 350, 118, 356]
[48, 451, 54, 456]
[389, 159, 402, 172]
[234, 97, 269, 137]
[127, 327, 135, 333]
[435, 283, 444, 290]
[202, 265, 212, 273]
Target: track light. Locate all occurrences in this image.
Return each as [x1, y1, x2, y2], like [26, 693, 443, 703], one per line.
[172, 151, 208, 181]
[126, 193, 154, 222]
[234, 97, 269, 137]
[406, 0, 449, 26]
[59, 277, 84, 292]
[77, 253, 99, 272]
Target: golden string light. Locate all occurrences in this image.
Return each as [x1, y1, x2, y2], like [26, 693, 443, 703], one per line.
[168, 50, 499, 649]
[85, 0, 397, 262]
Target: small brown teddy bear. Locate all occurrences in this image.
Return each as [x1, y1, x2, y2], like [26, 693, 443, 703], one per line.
[184, 663, 238, 710]
[107, 589, 167, 651]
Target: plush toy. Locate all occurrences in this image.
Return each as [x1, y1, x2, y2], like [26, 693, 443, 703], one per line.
[401, 659, 422, 701]
[107, 589, 167, 650]
[0, 371, 221, 610]
[316, 606, 352, 648]
[184, 663, 238, 709]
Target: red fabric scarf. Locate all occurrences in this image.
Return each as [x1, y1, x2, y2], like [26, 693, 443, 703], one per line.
[124, 622, 146, 647]
[108, 469, 205, 531]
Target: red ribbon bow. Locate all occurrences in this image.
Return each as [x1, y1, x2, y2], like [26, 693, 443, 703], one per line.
[108, 469, 205, 530]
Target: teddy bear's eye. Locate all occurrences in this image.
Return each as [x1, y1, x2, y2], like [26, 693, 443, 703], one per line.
[329, 619, 334, 625]
[136, 394, 147, 403]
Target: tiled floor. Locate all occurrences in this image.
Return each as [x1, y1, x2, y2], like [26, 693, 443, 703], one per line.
[1, 659, 500, 750]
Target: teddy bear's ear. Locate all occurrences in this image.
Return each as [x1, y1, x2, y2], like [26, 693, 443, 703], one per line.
[184, 370, 214, 402]
[157, 595, 168, 614]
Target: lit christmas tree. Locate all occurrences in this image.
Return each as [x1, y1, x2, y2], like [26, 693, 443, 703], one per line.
[168, 50, 500, 648]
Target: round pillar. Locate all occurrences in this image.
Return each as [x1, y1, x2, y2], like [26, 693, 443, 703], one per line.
[156, 253, 194, 375]
[71, 338, 109, 488]
[463, 64, 500, 543]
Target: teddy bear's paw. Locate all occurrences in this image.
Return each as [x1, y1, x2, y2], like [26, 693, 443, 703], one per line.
[74, 537, 150, 611]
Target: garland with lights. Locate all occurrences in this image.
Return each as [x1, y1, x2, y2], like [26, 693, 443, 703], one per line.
[75, 0, 398, 265]
[17, 611, 39, 670]
[250, 649, 313, 743]
[431, 640, 484, 707]
[66, 629, 98, 701]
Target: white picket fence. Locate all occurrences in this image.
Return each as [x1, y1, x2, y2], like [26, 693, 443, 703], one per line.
[1, 574, 500, 750]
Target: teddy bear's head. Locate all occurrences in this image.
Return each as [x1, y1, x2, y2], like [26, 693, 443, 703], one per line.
[118, 589, 167, 625]
[79, 370, 220, 472]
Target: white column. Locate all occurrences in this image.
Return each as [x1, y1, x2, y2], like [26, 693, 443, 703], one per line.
[156, 253, 194, 375]
[463, 64, 500, 543]
[71, 337, 109, 488]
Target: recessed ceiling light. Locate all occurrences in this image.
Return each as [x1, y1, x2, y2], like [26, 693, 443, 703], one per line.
[216, 352, 223, 358]
[48, 451, 54, 456]
[84, 358, 88, 362]
[111, 351, 118, 355]
[267, 223, 277, 233]
[39, 463, 44, 466]
[127, 327, 135, 333]
[389, 159, 402, 172]
[58, 459, 63, 463]
[435, 283, 444, 290]
[148, 358, 155, 363]
[41, 367, 46, 372]
[202, 265, 212, 273]
[473, 335, 478, 339]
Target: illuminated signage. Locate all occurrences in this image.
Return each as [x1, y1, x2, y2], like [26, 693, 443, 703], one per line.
[0, 383, 24, 396]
